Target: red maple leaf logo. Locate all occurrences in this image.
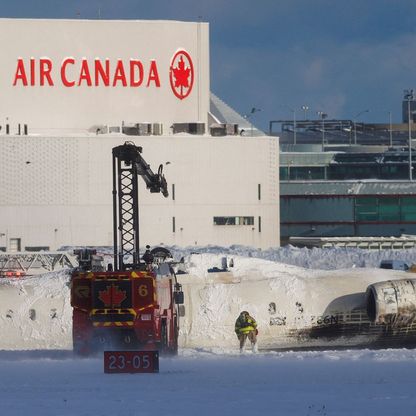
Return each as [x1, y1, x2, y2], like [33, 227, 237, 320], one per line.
[169, 50, 194, 100]
[99, 284, 127, 307]
[173, 57, 190, 89]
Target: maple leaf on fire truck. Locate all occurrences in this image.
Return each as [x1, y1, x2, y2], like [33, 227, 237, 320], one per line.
[172, 56, 190, 89]
[99, 284, 127, 307]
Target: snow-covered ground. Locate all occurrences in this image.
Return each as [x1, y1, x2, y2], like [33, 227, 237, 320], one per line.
[171, 244, 416, 270]
[1, 246, 416, 415]
[1, 348, 416, 415]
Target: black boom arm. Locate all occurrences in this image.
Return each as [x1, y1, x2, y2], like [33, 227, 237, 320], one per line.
[112, 142, 168, 271]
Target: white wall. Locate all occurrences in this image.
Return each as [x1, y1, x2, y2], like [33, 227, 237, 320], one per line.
[0, 19, 209, 133]
[0, 135, 279, 250]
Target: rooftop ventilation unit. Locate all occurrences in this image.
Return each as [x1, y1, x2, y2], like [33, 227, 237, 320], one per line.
[209, 123, 239, 137]
[122, 123, 152, 136]
[210, 123, 226, 136]
[226, 123, 239, 136]
[152, 123, 163, 135]
[172, 123, 205, 135]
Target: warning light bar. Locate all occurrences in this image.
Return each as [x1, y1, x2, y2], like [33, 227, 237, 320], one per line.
[0, 270, 25, 278]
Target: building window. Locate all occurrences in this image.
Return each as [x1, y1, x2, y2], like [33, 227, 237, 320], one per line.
[258, 184, 261, 201]
[172, 184, 175, 201]
[379, 198, 400, 221]
[401, 197, 416, 221]
[172, 217, 176, 232]
[258, 216, 262, 232]
[9, 238, 21, 252]
[355, 197, 378, 221]
[25, 246, 50, 252]
[213, 216, 254, 226]
[355, 196, 416, 222]
[329, 164, 379, 180]
[280, 166, 326, 181]
[280, 167, 289, 180]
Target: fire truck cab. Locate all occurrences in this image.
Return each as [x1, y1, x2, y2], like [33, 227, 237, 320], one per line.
[71, 249, 183, 355]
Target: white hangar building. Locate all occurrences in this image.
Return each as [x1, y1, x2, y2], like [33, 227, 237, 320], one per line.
[0, 18, 279, 252]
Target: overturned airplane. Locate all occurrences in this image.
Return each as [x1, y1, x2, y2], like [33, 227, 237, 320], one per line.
[0, 254, 415, 351]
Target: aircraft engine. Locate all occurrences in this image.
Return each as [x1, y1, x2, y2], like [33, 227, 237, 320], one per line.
[366, 279, 416, 327]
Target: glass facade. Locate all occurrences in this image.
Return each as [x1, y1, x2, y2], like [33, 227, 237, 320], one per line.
[355, 196, 416, 222]
[280, 152, 416, 181]
[280, 151, 416, 240]
[280, 166, 326, 180]
[281, 164, 415, 181]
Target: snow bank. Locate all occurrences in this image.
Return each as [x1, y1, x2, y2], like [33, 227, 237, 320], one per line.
[0, 246, 413, 351]
[0, 270, 72, 349]
[171, 244, 416, 270]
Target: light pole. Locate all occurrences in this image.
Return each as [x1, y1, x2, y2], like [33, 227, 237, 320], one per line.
[317, 111, 327, 149]
[353, 109, 369, 145]
[292, 108, 296, 145]
[280, 105, 297, 145]
[301, 105, 309, 120]
[388, 111, 393, 148]
[404, 89, 414, 181]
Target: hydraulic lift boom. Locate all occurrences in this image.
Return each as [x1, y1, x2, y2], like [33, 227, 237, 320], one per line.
[112, 142, 168, 271]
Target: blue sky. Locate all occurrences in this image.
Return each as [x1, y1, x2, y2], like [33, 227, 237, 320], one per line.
[2, 0, 416, 131]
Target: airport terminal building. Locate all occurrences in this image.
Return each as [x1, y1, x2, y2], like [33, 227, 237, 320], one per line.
[0, 19, 279, 251]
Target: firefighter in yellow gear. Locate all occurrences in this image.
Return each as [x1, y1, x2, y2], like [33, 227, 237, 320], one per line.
[235, 311, 258, 353]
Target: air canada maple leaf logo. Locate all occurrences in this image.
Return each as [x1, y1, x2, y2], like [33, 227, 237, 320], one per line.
[169, 50, 194, 100]
[98, 284, 127, 307]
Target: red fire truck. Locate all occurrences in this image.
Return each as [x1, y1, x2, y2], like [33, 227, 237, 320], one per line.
[70, 142, 183, 355]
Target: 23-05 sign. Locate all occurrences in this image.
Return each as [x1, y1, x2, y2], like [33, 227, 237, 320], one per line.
[104, 351, 159, 373]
